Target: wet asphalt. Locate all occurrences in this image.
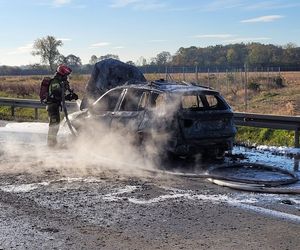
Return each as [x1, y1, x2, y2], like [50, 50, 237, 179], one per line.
[0, 122, 299, 249]
[0, 167, 299, 250]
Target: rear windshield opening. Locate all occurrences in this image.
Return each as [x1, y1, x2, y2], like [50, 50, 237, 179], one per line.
[181, 94, 228, 111]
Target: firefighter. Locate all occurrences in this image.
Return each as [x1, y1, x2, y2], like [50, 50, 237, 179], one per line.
[46, 64, 78, 147]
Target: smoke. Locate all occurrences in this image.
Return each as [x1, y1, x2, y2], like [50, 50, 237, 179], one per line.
[0, 92, 196, 179]
[0, 114, 172, 179]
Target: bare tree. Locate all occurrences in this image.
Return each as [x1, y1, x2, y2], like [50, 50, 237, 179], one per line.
[32, 36, 63, 71]
[136, 56, 147, 66]
[65, 54, 82, 68]
[98, 54, 119, 61]
[89, 55, 98, 65]
[154, 51, 172, 65]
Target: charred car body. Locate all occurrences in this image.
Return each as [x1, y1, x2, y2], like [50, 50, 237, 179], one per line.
[71, 80, 237, 159]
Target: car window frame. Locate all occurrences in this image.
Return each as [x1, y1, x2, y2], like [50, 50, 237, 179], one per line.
[116, 88, 151, 112]
[90, 88, 125, 114]
[178, 91, 229, 111]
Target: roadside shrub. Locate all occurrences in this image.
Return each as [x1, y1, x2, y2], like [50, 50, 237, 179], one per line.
[248, 81, 260, 91]
[273, 76, 284, 88]
[226, 73, 234, 83]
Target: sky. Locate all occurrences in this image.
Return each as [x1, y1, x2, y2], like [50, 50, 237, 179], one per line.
[0, 0, 300, 66]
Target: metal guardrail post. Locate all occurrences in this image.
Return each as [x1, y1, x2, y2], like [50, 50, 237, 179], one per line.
[11, 106, 15, 118]
[295, 128, 299, 148]
[35, 108, 38, 120]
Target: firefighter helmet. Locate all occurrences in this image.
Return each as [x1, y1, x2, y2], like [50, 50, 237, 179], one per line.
[56, 64, 72, 76]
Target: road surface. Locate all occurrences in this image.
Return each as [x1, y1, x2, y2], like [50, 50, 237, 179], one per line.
[0, 122, 299, 249]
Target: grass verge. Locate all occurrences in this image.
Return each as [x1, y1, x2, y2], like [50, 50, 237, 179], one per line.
[236, 126, 295, 147]
[0, 106, 48, 122]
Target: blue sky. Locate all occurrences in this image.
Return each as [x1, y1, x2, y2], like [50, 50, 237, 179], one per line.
[0, 0, 300, 66]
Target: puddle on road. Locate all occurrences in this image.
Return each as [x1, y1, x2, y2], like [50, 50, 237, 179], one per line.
[233, 146, 300, 172]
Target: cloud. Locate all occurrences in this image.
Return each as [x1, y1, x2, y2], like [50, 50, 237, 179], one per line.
[109, 0, 166, 10]
[72, 4, 87, 9]
[194, 34, 235, 39]
[53, 0, 71, 7]
[110, 0, 140, 8]
[241, 15, 284, 23]
[202, 0, 246, 12]
[57, 38, 72, 42]
[7, 43, 34, 55]
[245, 1, 300, 10]
[90, 42, 111, 48]
[222, 37, 271, 43]
[148, 39, 167, 43]
[113, 46, 125, 49]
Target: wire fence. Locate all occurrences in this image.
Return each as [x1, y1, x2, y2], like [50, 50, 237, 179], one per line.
[1, 65, 299, 114]
[141, 66, 300, 114]
[138, 65, 300, 74]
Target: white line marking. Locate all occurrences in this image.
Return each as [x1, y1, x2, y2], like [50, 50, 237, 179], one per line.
[1, 182, 299, 224]
[229, 202, 300, 224]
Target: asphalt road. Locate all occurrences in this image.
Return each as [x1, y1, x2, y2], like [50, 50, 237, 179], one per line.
[0, 167, 299, 250]
[0, 122, 299, 249]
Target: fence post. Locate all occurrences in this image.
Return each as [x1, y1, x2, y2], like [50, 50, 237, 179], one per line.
[244, 64, 248, 111]
[226, 69, 229, 95]
[216, 68, 219, 90]
[195, 65, 198, 83]
[165, 66, 168, 81]
[207, 68, 210, 87]
[267, 67, 270, 89]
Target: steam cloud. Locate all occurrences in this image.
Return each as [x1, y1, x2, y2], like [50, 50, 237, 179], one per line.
[0, 108, 175, 178]
[0, 94, 198, 178]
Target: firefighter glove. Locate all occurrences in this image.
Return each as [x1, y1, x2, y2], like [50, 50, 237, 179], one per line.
[65, 93, 78, 101]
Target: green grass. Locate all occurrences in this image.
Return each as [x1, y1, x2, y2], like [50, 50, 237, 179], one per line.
[0, 106, 48, 122]
[236, 126, 295, 147]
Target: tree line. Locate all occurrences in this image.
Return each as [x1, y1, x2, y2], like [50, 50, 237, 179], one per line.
[0, 35, 299, 75]
[170, 43, 300, 68]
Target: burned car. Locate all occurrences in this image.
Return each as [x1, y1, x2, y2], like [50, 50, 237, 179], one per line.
[70, 80, 237, 159]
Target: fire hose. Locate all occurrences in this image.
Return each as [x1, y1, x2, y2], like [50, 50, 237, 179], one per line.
[141, 162, 300, 194]
[61, 81, 77, 137]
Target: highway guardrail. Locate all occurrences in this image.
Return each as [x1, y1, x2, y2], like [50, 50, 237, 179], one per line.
[0, 97, 78, 120]
[234, 112, 300, 148]
[0, 98, 299, 148]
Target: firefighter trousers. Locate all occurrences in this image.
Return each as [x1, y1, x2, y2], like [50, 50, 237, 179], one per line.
[46, 103, 61, 147]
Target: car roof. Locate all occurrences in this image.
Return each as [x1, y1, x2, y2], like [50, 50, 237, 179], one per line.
[113, 80, 220, 94]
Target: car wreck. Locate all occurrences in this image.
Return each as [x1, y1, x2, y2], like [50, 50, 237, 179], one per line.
[80, 58, 146, 109]
[70, 79, 237, 160]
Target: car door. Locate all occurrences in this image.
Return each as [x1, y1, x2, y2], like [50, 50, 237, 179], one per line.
[110, 88, 149, 132]
[88, 88, 125, 129]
